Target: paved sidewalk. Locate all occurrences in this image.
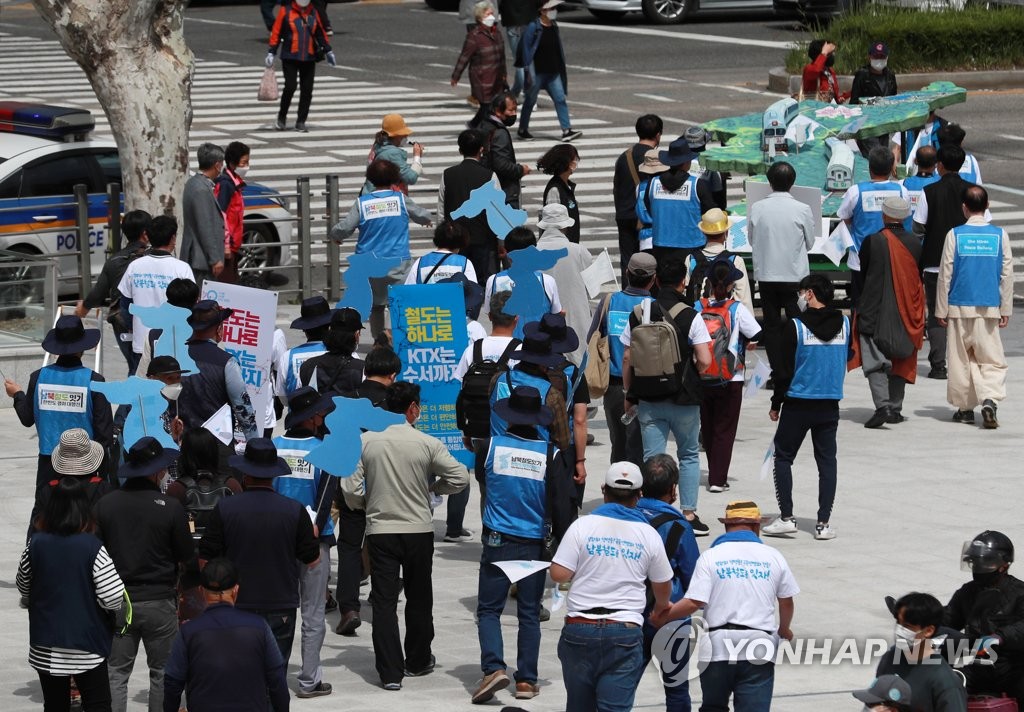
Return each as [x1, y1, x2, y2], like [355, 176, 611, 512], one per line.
[1, 307, 1022, 711]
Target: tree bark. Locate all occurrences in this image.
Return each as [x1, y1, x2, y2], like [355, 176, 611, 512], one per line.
[32, 0, 194, 218]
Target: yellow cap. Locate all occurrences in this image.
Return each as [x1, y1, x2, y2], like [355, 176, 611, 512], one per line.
[698, 208, 730, 235]
[718, 500, 763, 524]
[381, 113, 413, 137]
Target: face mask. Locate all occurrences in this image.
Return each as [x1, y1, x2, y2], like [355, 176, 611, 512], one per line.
[973, 570, 1002, 587]
[399, 137, 410, 147]
[546, 8, 558, 19]
[296, 0, 311, 6]
[482, 14, 496, 26]
[502, 114, 517, 127]
[234, 166, 249, 179]
[161, 383, 183, 401]
[871, 58, 887, 72]
[894, 623, 918, 644]
[797, 293, 809, 312]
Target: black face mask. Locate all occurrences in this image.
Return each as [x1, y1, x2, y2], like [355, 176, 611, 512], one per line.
[973, 570, 1003, 588]
[825, 54, 835, 68]
[502, 114, 517, 127]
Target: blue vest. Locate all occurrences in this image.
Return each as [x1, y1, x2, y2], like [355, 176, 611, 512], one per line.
[788, 315, 849, 401]
[636, 179, 653, 244]
[28, 532, 113, 657]
[414, 251, 470, 284]
[648, 174, 704, 249]
[33, 365, 95, 455]
[483, 434, 549, 541]
[849, 181, 908, 250]
[490, 369, 552, 442]
[491, 270, 551, 340]
[607, 291, 652, 377]
[902, 173, 940, 214]
[272, 435, 334, 538]
[354, 189, 411, 259]
[284, 342, 327, 396]
[948, 224, 1003, 308]
[959, 154, 980, 185]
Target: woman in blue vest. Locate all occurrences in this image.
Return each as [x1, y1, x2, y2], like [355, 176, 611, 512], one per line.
[17, 477, 126, 711]
[644, 137, 716, 262]
[5, 315, 113, 492]
[405, 220, 478, 285]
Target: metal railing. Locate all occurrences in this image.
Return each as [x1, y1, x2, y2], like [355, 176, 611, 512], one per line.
[0, 248, 58, 351]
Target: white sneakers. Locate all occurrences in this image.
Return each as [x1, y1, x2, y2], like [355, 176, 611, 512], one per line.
[814, 524, 837, 540]
[762, 517, 836, 540]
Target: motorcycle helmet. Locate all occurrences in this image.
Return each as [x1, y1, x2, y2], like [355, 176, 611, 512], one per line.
[961, 531, 1014, 573]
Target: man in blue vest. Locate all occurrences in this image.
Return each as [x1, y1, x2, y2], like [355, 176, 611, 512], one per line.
[273, 386, 337, 698]
[587, 252, 656, 465]
[5, 315, 113, 490]
[277, 296, 332, 398]
[643, 137, 716, 263]
[836, 146, 911, 306]
[764, 274, 850, 541]
[470, 385, 576, 704]
[330, 158, 433, 338]
[937, 186, 1013, 429]
[938, 123, 983, 186]
[901, 145, 940, 214]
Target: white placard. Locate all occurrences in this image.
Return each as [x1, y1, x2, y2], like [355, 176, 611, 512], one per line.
[759, 438, 776, 482]
[743, 356, 773, 400]
[745, 180, 826, 240]
[581, 248, 618, 299]
[493, 560, 552, 584]
[202, 403, 234, 446]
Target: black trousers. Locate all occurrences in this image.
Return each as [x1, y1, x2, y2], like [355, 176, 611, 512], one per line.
[615, 218, 639, 281]
[772, 405, 839, 523]
[279, 59, 316, 125]
[336, 500, 367, 614]
[758, 281, 800, 375]
[464, 242, 498, 288]
[367, 532, 435, 685]
[312, 0, 331, 30]
[603, 378, 642, 466]
[922, 271, 947, 370]
[38, 662, 111, 712]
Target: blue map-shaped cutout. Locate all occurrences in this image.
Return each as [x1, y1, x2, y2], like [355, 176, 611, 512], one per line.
[449, 182, 528, 239]
[501, 246, 568, 335]
[304, 395, 406, 477]
[129, 302, 198, 372]
[337, 252, 402, 321]
[93, 376, 176, 450]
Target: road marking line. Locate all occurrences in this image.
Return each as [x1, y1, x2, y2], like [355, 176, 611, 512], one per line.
[559, 20, 794, 49]
[988, 183, 1024, 198]
[998, 134, 1024, 142]
[634, 93, 674, 103]
[387, 41, 443, 50]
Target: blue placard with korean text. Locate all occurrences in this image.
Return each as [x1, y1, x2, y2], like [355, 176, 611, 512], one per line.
[390, 283, 473, 468]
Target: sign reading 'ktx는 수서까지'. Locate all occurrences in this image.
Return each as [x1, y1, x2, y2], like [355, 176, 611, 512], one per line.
[390, 283, 473, 469]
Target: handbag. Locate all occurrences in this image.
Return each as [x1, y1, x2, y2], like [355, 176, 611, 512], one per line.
[584, 295, 612, 399]
[257, 67, 279, 102]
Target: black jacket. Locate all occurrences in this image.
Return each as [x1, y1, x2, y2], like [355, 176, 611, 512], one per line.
[945, 574, 1024, 655]
[82, 239, 148, 311]
[771, 306, 847, 411]
[543, 175, 580, 244]
[481, 117, 524, 209]
[849, 66, 898, 104]
[356, 379, 389, 408]
[613, 143, 650, 221]
[299, 351, 365, 397]
[442, 158, 498, 247]
[94, 479, 194, 602]
[917, 173, 973, 270]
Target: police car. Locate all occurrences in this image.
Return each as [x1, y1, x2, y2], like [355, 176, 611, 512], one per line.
[0, 102, 294, 298]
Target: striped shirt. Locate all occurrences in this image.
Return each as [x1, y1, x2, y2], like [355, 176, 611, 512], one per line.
[17, 544, 125, 675]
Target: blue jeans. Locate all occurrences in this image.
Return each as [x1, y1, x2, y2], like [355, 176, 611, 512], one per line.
[506, 26, 526, 98]
[643, 621, 692, 712]
[558, 622, 645, 712]
[477, 535, 544, 682]
[699, 660, 775, 712]
[521, 72, 571, 132]
[638, 400, 701, 511]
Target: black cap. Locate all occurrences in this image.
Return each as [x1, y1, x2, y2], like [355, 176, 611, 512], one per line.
[42, 315, 101, 355]
[146, 355, 190, 377]
[201, 558, 238, 592]
[118, 436, 180, 480]
[228, 438, 291, 478]
[330, 307, 363, 333]
[290, 296, 334, 331]
[284, 386, 336, 430]
[188, 300, 233, 331]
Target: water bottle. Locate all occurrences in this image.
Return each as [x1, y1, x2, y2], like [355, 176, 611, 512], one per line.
[621, 407, 637, 426]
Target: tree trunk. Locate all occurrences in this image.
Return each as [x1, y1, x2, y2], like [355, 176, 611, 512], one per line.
[32, 0, 194, 218]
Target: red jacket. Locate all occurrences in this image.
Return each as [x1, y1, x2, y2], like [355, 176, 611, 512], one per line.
[801, 54, 844, 103]
[215, 170, 245, 252]
[269, 2, 331, 63]
[452, 24, 507, 103]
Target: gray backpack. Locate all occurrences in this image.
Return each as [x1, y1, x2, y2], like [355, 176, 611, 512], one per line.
[628, 301, 690, 400]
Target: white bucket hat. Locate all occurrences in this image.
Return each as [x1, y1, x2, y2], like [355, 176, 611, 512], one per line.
[51, 428, 105, 476]
[536, 202, 575, 231]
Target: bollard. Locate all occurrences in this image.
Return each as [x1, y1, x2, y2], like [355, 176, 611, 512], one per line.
[325, 175, 341, 302]
[106, 182, 122, 254]
[74, 183, 93, 297]
[297, 176, 312, 300]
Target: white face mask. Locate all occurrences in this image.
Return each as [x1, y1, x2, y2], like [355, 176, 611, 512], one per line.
[546, 8, 558, 19]
[894, 623, 919, 644]
[161, 383, 184, 401]
[399, 137, 410, 148]
[871, 58, 887, 72]
[234, 166, 249, 179]
[481, 14, 496, 26]
[296, 0, 311, 6]
[797, 292, 809, 312]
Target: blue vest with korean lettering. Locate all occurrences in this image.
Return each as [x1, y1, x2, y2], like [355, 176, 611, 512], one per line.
[483, 433, 549, 540]
[948, 224, 1003, 308]
[649, 174, 704, 249]
[490, 270, 551, 340]
[490, 370, 552, 443]
[284, 342, 327, 396]
[787, 315, 849, 401]
[414, 251, 470, 284]
[849, 180, 908, 251]
[272, 435, 334, 538]
[33, 365, 95, 455]
[902, 173, 940, 214]
[607, 291, 652, 377]
[355, 189, 411, 260]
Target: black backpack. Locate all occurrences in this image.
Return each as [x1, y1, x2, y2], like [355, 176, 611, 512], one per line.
[456, 339, 520, 439]
[645, 511, 686, 612]
[178, 470, 234, 541]
[685, 250, 736, 305]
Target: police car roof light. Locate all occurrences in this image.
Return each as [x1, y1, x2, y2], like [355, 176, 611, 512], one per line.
[0, 102, 95, 142]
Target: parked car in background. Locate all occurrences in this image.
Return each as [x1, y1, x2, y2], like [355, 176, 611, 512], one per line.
[563, 0, 774, 25]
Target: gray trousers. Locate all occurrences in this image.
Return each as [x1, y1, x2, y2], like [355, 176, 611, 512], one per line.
[298, 542, 332, 693]
[108, 597, 179, 712]
[860, 335, 908, 413]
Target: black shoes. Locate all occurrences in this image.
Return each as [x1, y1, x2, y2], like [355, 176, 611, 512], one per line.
[517, 129, 534, 140]
[561, 128, 583, 142]
[325, 590, 338, 613]
[886, 410, 906, 424]
[335, 611, 361, 636]
[928, 367, 948, 380]
[953, 409, 975, 424]
[687, 514, 710, 537]
[404, 654, 436, 677]
[864, 408, 889, 429]
[297, 682, 332, 698]
[982, 399, 999, 429]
